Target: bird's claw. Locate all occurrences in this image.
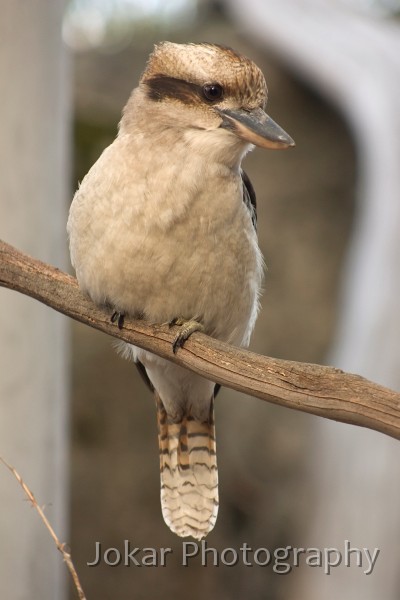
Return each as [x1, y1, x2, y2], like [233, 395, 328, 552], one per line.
[111, 311, 125, 330]
[169, 318, 204, 353]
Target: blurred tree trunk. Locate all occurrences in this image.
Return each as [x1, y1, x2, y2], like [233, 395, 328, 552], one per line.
[0, 2, 70, 598]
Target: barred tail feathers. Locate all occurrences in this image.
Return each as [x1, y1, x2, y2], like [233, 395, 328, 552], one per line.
[156, 393, 218, 540]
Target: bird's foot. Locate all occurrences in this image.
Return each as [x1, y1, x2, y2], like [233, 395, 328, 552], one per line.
[111, 311, 125, 330]
[169, 317, 204, 354]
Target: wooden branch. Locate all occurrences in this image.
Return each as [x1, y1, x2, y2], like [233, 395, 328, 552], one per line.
[1, 239, 399, 440]
[0, 457, 86, 600]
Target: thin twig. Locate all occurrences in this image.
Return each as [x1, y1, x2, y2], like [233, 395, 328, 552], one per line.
[1, 238, 400, 440]
[0, 457, 86, 600]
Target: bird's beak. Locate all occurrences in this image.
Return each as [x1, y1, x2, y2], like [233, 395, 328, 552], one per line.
[219, 107, 295, 150]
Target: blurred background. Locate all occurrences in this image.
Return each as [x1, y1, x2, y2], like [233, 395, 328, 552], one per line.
[1, 1, 400, 599]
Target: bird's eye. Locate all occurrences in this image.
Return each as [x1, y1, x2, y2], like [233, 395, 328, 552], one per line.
[202, 83, 224, 102]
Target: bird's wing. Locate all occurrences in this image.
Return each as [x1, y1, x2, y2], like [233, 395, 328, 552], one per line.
[241, 169, 257, 231]
[135, 360, 154, 392]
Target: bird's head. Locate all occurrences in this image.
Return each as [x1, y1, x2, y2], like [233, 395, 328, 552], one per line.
[121, 42, 294, 166]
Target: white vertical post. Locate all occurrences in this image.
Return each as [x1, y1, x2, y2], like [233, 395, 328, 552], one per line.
[0, 2, 70, 598]
[226, 1, 400, 598]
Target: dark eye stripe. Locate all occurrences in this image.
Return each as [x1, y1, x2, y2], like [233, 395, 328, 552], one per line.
[145, 74, 226, 106]
[145, 74, 204, 104]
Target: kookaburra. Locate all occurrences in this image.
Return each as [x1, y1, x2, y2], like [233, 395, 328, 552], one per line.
[67, 42, 294, 540]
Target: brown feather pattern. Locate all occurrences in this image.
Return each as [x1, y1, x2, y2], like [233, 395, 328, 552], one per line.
[156, 392, 218, 540]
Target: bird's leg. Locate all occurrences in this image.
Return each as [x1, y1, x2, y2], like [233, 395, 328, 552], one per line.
[111, 310, 125, 330]
[169, 317, 204, 354]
